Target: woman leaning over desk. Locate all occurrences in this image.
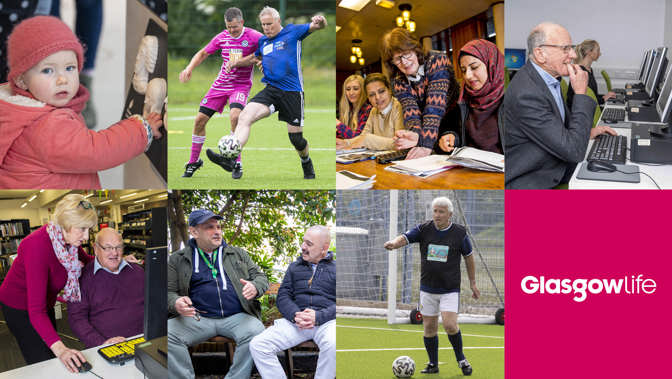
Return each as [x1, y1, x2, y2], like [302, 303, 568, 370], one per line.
[438, 39, 505, 154]
[381, 27, 460, 159]
[1, 194, 100, 372]
[337, 74, 372, 139]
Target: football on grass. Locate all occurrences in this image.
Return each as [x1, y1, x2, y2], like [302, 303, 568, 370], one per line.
[392, 355, 415, 378]
[218, 135, 241, 158]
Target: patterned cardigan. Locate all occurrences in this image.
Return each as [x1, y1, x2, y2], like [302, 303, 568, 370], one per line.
[337, 103, 373, 139]
[392, 52, 459, 149]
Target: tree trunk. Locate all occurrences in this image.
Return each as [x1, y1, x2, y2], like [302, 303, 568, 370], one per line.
[168, 190, 188, 251]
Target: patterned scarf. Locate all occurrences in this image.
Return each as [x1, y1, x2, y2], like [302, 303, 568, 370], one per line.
[458, 39, 505, 112]
[46, 222, 82, 302]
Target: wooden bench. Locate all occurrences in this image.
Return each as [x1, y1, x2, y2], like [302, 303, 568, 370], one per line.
[284, 339, 319, 377]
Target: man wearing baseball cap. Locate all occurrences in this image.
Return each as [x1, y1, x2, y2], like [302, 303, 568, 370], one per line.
[167, 209, 268, 379]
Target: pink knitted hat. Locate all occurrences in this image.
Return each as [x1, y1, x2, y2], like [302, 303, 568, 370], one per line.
[7, 16, 84, 89]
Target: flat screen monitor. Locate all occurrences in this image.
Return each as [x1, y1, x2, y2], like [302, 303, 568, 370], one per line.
[638, 50, 652, 82]
[144, 246, 167, 340]
[645, 47, 667, 97]
[655, 64, 672, 123]
[505, 48, 526, 69]
[642, 49, 655, 84]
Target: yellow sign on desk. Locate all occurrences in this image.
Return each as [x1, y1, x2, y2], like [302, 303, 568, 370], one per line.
[627, 91, 633, 95]
[631, 107, 640, 113]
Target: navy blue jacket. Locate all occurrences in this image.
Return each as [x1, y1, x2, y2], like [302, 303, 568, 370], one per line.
[277, 252, 335, 326]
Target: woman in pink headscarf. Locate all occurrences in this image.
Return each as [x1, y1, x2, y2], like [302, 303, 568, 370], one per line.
[438, 39, 505, 154]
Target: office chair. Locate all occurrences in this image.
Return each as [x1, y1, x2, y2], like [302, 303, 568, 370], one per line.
[601, 70, 612, 92]
[585, 87, 601, 127]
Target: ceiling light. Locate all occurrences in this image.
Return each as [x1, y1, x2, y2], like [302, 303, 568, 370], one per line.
[376, 0, 395, 9]
[358, 57, 365, 65]
[336, 26, 341, 33]
[84, 193, 94, 199]
[134, 198, 149, 203]
[28, 195, 37, 202]
[20, 202, 27, 208]
[120, 192, 138, 199]
[338, 0, 370, 12]
[100, 199, 113, 205]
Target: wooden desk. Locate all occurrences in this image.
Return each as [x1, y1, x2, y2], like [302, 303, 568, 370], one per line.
[337, 160, 504, 189]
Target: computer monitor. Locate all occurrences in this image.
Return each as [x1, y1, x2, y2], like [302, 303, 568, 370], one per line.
[645, 47, 667, 97]
[144, 246, 167, 340]
[642, 49, 655, 84]
[505, 48, 526, 69]
[638, 50, 652, 82]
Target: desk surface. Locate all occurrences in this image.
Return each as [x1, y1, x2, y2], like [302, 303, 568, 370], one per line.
[569, 106, 672, 189]
[0, 337, 145, 379]
[337, 160, 504, 189]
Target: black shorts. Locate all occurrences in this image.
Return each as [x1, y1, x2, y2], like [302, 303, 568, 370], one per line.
[249, 85, 304, 127]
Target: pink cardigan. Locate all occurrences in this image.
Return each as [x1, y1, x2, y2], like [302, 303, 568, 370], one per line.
[0, 83, 149, 189]
[0, 225, 93, 347]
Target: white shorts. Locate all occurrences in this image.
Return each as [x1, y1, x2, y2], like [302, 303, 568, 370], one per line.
[420, 290, 459, 316]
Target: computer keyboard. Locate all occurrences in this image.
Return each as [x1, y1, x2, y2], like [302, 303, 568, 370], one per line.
[587, 134, 627, 164]
[601, 108, 626, 122]
[98, 336, 146, 365]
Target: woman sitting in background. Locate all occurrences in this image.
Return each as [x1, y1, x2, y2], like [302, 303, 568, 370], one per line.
[566, 39, 616, 108]
[438, 39, 504, 154]
[336, 74, 371, 139]
[336, 73, 404, 150]
[381, 27, 460, 159]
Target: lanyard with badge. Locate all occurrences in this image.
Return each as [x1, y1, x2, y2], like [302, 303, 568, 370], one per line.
[197, 247, 218, 279]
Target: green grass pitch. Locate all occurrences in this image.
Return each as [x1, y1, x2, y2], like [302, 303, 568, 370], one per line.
[337, 318, 504, 378]
[168, 59, 335, 189]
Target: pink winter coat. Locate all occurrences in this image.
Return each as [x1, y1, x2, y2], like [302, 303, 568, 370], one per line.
[0, 83, 149, 189]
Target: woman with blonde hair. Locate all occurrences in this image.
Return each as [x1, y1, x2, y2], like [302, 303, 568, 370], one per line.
[381, 27, 460, 159]
[0, 194, 133, 373]
[337, 74, 372, 139]
[336, 73, 404, 150]
[566, 39, 616, 108]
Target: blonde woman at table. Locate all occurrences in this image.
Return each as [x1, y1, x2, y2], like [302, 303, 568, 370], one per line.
[336, 73, 404, 151]
[337, 74, 372, 139]
[0, 194, 136, 373]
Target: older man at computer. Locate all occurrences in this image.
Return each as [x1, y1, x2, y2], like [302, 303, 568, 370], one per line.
[68, 228, 144, 348]
[503, 22, 615, 189]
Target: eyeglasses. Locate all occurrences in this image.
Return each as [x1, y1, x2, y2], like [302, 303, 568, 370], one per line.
[540, 44, 576, 53]
[78, 200, 93, 209]
[391, 52, 415, 66]
[97, 243, 124, 252]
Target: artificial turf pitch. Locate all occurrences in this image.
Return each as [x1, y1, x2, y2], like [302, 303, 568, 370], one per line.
[168, 106, 335, 189]
[337, 318, 504, 378]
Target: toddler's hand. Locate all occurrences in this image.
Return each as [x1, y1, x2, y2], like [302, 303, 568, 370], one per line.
[145, 112, 164, 139]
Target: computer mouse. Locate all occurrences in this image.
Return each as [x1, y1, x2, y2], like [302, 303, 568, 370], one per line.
[603, 119, 617, 124]
[78, 361, 92, 373]
[587, 160, 617, 173]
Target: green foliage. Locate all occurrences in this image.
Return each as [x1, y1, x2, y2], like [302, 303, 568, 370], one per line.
[178, 190, 335, 281]
[168, 0, 335, 68]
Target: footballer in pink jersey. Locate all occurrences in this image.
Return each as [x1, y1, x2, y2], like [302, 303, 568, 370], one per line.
[178, 7, 262, 179]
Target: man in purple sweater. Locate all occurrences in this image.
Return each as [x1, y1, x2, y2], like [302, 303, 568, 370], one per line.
[67, 228, 144, 348]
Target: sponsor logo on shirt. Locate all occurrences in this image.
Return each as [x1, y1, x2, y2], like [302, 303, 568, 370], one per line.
[242, 40, 249, 47]
[274, 41, 285, 50]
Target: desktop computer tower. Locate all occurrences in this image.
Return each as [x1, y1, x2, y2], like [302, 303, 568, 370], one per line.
[144, 246, 167, 340]
[630, 124, 672, 163]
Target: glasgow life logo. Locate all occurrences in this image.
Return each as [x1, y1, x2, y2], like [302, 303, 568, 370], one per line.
[521, 275, 657, 302]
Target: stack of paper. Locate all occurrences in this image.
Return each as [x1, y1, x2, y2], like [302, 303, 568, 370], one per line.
[386, 155, 457, 177]
[336, 170, 376, 189]
[386, 147, 504, 177]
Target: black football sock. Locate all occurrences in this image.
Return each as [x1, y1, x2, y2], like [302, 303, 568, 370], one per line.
[423, 336, 439, 365]
[448, 329, 465, 361]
